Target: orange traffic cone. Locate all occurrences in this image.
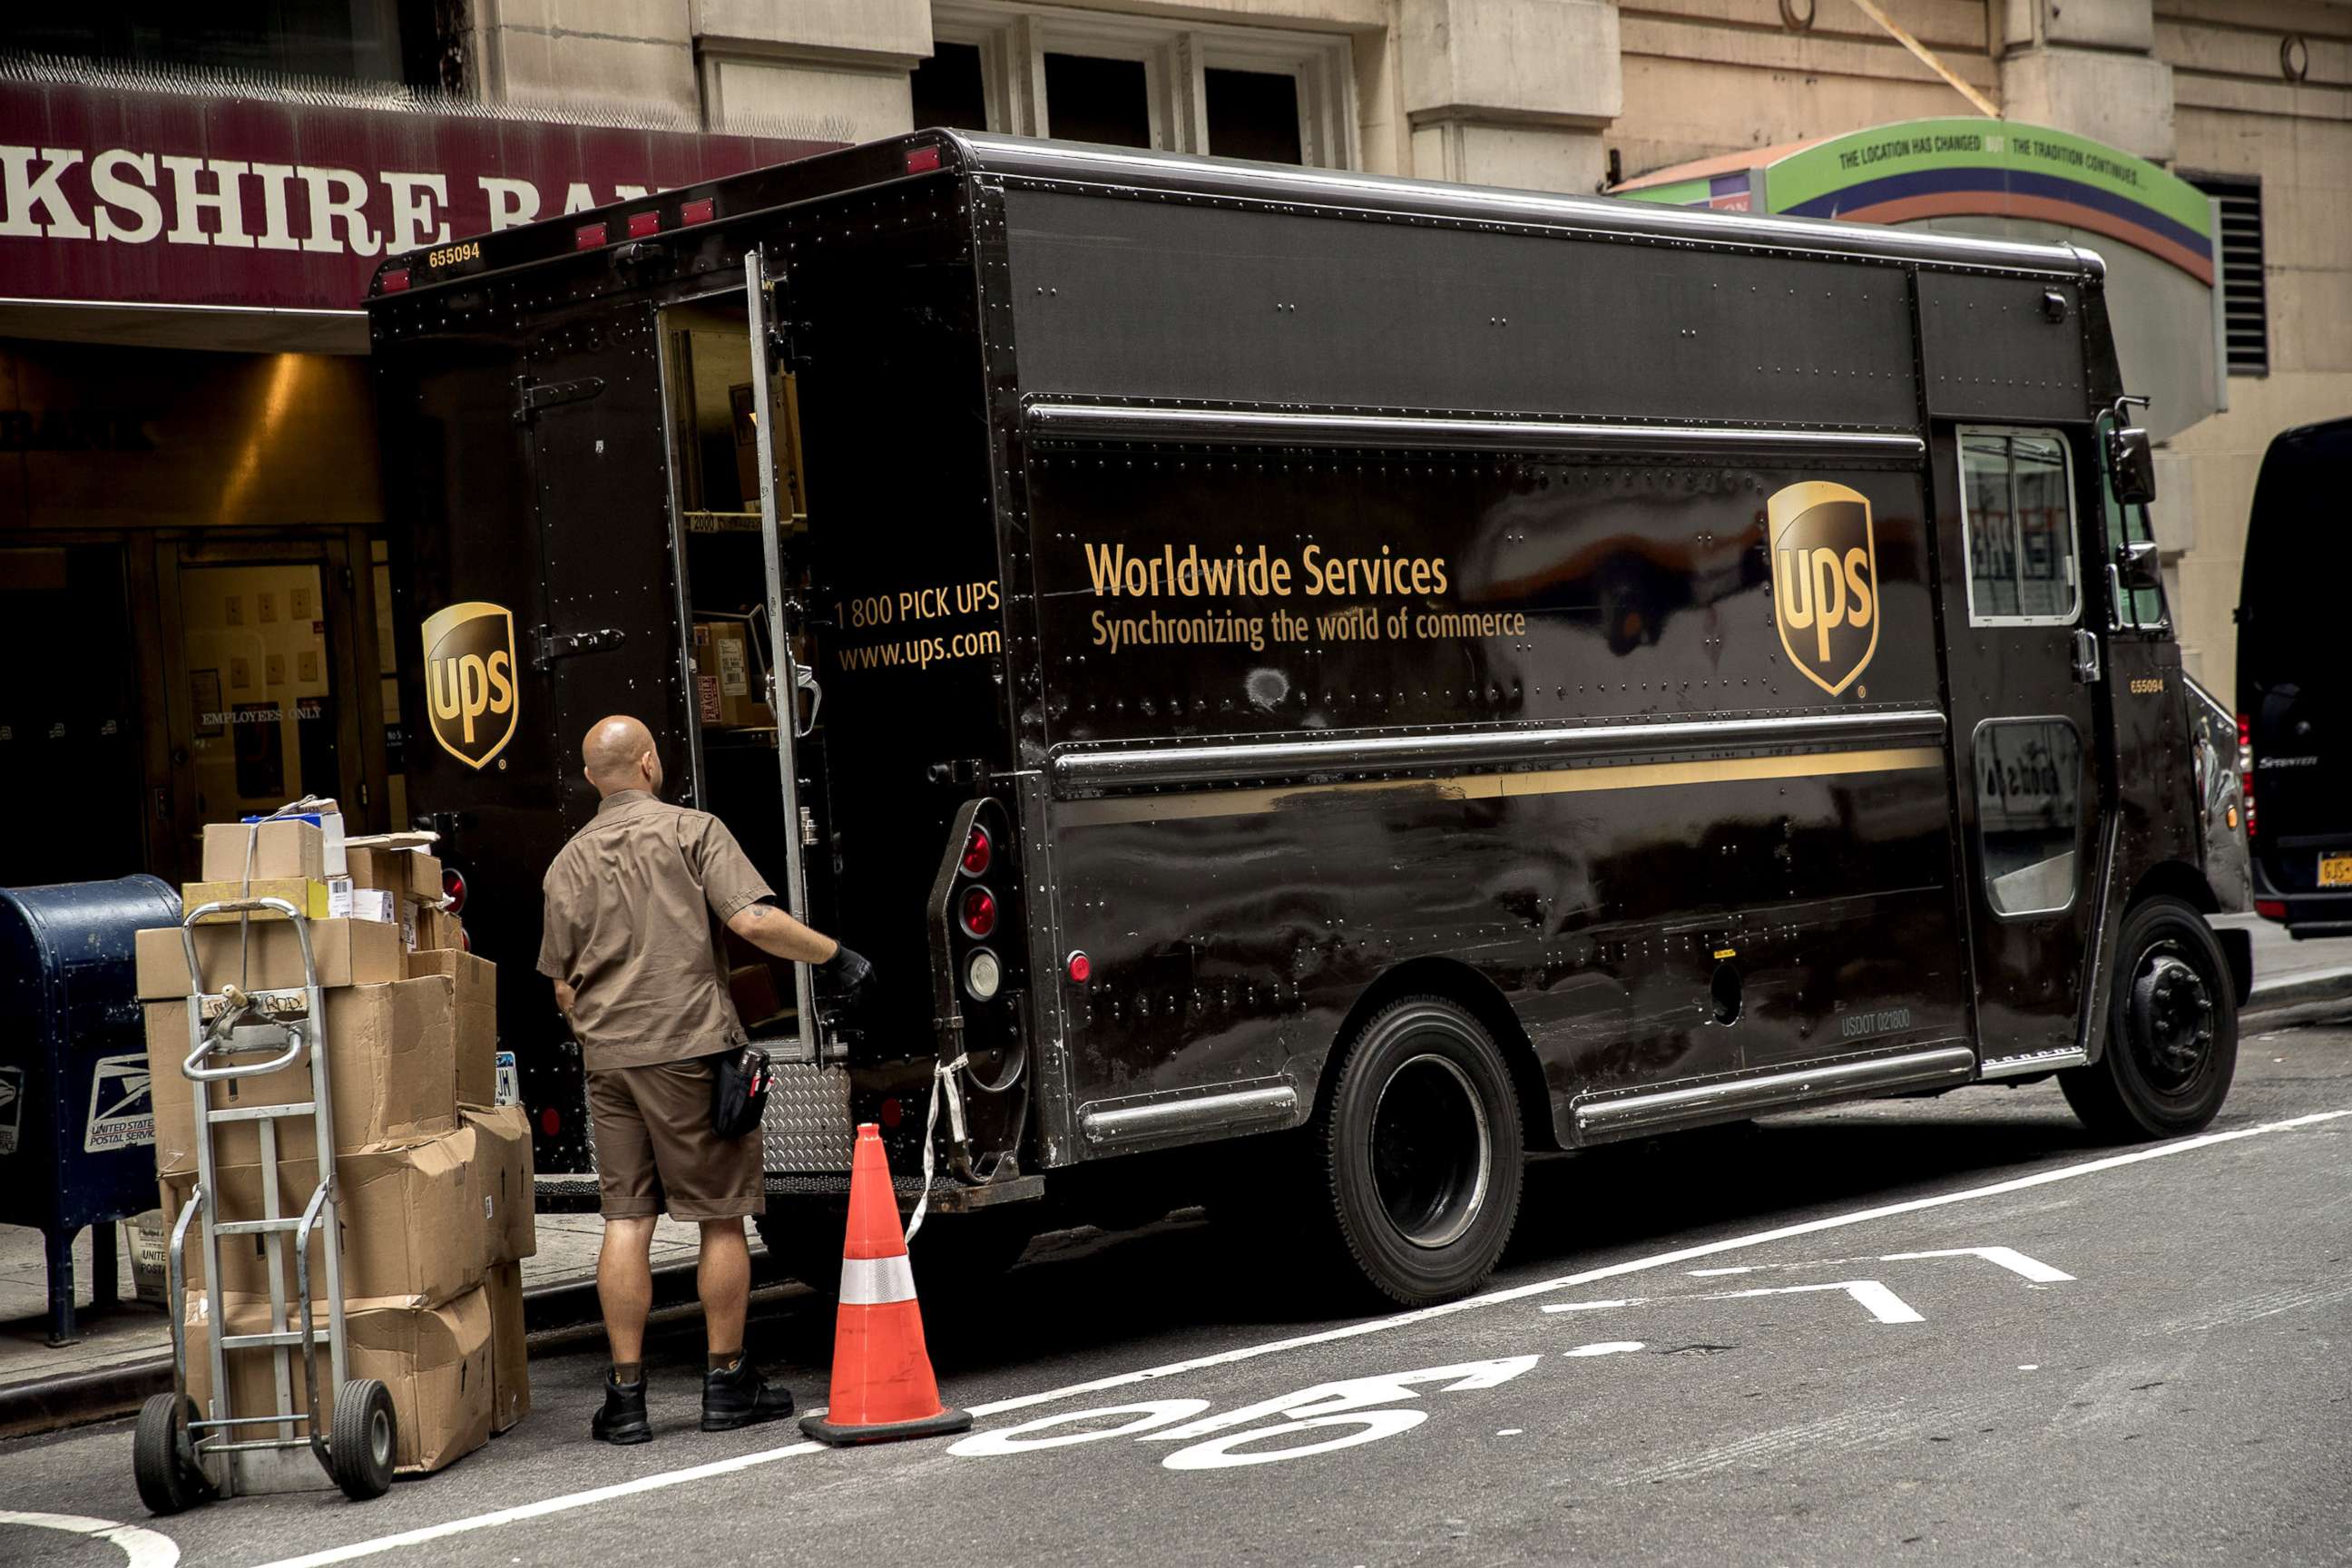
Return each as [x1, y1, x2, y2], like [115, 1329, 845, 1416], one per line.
[799, 1123, 972, 1446]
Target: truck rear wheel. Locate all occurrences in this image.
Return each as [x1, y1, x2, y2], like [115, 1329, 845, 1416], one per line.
[2062, 896, 2238, 1141]
[1312, 996, 1524, 1308]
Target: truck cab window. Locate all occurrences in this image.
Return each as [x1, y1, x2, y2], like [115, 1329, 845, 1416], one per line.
[1975, 718, 2083, 917]
[2096, 415, 2169, 632]
[1960, 428, 2079, 627]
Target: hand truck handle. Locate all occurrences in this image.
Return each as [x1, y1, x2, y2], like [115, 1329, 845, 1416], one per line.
[184, 1021, 307, 1081]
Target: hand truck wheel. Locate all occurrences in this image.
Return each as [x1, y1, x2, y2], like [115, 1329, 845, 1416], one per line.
[133, 1393, 212, 1515]
[329, 1379, 397, 1501]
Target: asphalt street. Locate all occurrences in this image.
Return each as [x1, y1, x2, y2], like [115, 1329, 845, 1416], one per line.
[6, 1008, 2348, 1568]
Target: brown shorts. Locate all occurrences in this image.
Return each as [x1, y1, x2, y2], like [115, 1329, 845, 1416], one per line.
[585, 1057, 764, 1222]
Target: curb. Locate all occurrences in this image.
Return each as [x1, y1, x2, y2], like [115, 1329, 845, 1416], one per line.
[0, 1259, 715, 1442]
[2245, 966, 2352, 1016]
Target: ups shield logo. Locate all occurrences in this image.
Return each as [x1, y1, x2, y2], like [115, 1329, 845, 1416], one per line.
[1769, 481, 1879, 698]
[421, 602, 518, 769]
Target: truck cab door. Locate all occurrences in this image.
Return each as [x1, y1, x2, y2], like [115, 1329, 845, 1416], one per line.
[1934, 424, 2112, 1074]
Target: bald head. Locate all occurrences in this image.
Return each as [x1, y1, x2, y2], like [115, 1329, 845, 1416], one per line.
[582, 715, 662, 797]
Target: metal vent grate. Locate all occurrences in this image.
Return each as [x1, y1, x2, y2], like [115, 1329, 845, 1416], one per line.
[2191, 175, 2269, 377]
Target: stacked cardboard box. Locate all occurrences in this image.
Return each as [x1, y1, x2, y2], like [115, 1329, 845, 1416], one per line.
[140, 817, 534, 1474]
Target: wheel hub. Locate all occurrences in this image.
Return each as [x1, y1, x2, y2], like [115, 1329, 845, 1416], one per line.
[2129, 948, 2213, 1088]
[1369, 1053, 1491, 1250]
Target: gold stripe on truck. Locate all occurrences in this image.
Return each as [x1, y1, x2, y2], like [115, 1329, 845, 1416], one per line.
[1060, 745, 1946, 827]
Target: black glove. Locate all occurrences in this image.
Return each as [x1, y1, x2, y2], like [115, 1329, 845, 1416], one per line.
[822, 942, 874, 1002]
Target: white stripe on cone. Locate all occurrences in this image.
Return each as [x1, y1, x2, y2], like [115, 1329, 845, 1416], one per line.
[838, 1254, 918, 1306]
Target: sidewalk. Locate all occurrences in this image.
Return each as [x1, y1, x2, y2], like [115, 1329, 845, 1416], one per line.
[0, 1210, 722, 1438]
[2218, 912, 2352, 1011]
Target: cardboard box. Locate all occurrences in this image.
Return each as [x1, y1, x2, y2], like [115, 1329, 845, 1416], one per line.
[148, 976, 458, 1176]
[346, 847, 442, 905]
[407, 949, 496, 1106]
[463, 1104, 536, 1264]
[486, 1260, 529, 1434]
[165, 1128, 487, 1306]
[692, 622, 773, 728]
[136, 917, 402, 1000]
[184, 1288, 494, 1475]
[201, 820, 326, 883]
[160, 1126, 485, 1308]
[181, 878, 332, 924]
[413, 906, 465, 954]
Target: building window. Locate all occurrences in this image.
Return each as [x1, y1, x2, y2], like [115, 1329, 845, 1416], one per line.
[927, 2, 1354, 169]
[2190, 174, 2269, 377]
[1044, 53, 1154, 148]
[1206, 67, 1304, 165]
[912, 41, 990, 132]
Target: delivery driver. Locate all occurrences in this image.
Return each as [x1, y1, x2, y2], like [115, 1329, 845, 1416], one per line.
[537, 714, 871, 1445]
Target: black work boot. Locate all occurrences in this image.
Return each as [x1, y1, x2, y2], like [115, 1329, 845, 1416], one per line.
[701, 1357, 794, 1432]
[593, 1373, 652, 1445]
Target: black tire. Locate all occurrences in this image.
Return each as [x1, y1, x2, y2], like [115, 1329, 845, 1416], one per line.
[329, 1378, 397, 1501]
[1311, 995, 1525, 1308]
[755, 1200, 848, 1302]
[2062, 895, 2239, 1141]
[133, 1393, 210, 1516]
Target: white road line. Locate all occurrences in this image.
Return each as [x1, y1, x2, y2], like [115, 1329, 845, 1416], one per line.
[1538, 1298, 1643, 1314]
[1699, 1279, 1926, 1325]
[1882, 1246, 2075, 1283]
[247, 1106, 2350, 1568]
[0, 1510, 181, 1568]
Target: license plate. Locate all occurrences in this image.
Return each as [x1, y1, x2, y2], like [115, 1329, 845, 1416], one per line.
[2320, 855, 2352, 888]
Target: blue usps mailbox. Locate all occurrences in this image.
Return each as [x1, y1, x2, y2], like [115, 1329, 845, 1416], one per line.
[0, 876, 179, 1344]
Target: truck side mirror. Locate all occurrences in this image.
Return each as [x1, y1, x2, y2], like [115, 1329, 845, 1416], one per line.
[2115, 537, 2163, 593]
[2107, 423, 2157, 505]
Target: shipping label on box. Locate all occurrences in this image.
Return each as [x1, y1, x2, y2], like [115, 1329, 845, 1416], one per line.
[147, 975, 458, 1176]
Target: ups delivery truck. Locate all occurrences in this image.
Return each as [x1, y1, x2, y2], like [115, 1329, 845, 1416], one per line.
[366, 132, 2249, 1307]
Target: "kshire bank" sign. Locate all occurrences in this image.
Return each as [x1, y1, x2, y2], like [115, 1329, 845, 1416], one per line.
[0, 76, 837, 315]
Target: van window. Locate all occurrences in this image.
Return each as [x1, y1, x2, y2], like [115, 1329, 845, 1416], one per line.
[1975, 718, 2083, 916]
[1960, 428, 2079, 626]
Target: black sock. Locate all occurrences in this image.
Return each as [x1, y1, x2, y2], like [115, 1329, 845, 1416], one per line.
[709, 1350, 743, 1374]
[612, 1361, 643, 1387]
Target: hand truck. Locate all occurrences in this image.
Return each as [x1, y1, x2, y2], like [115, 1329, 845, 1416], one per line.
[133, 897, 397, 1514]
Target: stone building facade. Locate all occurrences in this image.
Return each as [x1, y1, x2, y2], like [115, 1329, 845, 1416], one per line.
[455, 0, 2347, 697]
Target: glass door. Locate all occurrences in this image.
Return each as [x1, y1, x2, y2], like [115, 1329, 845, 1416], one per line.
[162, 539, 369, 880]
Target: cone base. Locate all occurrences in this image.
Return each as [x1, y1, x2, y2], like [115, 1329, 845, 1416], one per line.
[799, 1406, 973, 1447]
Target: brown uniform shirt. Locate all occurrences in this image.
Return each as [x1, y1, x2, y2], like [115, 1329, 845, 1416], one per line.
[535, 789, 774, 1070]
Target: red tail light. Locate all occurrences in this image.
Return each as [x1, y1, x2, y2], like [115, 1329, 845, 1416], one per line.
[681, 197, 716, 225]
[441, 867, 468, 916]
[906, 145, 942, 174]
[961, 825, 992, 877]
[2256, 899, 2287, 921]
[379, 268, 410, 293]
[960, 886, 998, 938]
[2237, 712, 2255, 836]
[540, 1106, 561, 1136]
[574, 222, 606, 250]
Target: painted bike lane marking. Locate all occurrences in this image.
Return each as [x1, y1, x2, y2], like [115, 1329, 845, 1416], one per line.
[0, 1511, 181, 1568]
[247, 1107, 2350, 1568]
